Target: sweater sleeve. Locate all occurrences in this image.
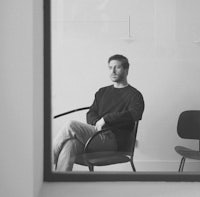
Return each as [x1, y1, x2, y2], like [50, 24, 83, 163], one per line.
[86, 91, 101, 125]
[103, 92, 144, 125]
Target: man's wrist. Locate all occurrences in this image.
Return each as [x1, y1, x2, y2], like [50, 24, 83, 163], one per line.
[101, 117, 105, 124]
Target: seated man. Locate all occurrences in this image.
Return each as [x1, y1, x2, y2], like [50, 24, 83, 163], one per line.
[53, 54, 145, 171]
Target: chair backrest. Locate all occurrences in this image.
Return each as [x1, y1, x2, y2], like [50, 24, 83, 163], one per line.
[177, 110, 200, 140]
[125, 121, 139, 158]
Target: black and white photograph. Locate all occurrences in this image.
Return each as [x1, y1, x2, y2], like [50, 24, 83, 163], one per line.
[3, 0, 200, 196]
[44, 0, 200, 181]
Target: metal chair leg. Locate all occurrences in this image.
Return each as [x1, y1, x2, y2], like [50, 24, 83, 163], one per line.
[130, 160, 136, 172]
[88, 165, 94, 172]
[178, 157, 186, 172]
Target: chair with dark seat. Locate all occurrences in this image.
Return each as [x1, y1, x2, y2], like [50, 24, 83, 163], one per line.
[54, 107, 139, 172]
[175, 110, 200, 172]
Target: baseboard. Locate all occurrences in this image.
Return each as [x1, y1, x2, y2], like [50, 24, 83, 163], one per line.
[73, 160, 200, 172]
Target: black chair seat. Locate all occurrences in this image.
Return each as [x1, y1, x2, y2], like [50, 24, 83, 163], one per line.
[175, 146, 200, 160]
[75, 151, 131, 166]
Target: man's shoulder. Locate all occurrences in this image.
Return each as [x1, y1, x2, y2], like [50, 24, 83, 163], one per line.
[97, 85, 142, 95]
[94, 85, 113, 96]
[128, 85, 139, 92]
[96, 85, 112, 92]
[127, 85, 143, 97]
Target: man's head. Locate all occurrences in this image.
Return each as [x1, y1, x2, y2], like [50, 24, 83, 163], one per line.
[108, 54, 129, 84]
[108, 54, 129, 70]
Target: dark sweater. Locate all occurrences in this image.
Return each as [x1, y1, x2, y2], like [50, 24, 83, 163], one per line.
[86, 85, 145, 150]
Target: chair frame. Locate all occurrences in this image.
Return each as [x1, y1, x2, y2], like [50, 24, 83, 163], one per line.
[54, 107, 139, 172]
[175, 110, 200, 172]
[80, 121, 139, 171]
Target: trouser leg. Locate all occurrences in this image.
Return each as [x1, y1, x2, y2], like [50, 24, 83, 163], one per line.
[53, 120, 117, 171]
[53, 120, 97, 165]
[56, 139, 84, 171]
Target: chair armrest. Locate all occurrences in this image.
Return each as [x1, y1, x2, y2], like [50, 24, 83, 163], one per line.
[54, 107, 90, 119]
[84, 127, 113, 153]
[84, 121, 139, 153]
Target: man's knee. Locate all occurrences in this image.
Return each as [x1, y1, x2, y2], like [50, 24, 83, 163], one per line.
[65, 120, 78, 130]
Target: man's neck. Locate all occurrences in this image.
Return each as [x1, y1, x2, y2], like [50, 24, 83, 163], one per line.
[113, 81, 129, 88]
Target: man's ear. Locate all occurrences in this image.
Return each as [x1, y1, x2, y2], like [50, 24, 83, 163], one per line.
[125, 68, 129, 75]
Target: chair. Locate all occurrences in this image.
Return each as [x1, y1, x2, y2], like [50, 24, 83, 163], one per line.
[175, 110, 200, 172]
[54, 107, 139, 172]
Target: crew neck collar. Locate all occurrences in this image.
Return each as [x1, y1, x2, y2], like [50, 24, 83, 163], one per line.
[112, 84, 130, 89]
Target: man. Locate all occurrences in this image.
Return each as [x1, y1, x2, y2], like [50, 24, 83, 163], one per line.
[53, 54, 145, 171]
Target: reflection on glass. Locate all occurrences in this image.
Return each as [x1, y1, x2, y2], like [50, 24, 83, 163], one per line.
[51, 0, 200, 173]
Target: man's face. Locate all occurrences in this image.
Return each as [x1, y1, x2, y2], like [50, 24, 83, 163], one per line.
[108, 60, 128, 83]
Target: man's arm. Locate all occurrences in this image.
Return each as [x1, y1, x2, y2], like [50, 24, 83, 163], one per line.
[103, 93, 144, 126]
[86, 92, 100, 125]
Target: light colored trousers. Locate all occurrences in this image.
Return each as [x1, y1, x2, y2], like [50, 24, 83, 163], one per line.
[53, 120, 117, 171]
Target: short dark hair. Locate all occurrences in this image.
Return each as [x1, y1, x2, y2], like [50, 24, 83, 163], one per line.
[108, 54, 129, 69]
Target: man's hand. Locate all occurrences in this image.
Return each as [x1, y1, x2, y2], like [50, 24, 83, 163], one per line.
[95, 118, 105, 131]
[95, 118, 106, 142]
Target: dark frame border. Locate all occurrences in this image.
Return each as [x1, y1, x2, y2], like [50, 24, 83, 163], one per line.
[43, 0, 200, 182]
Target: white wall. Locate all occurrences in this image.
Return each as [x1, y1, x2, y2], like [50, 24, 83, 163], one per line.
[52, 0, 200, 171]
[1, 0, 200, 197]
[0, 0, 34, 197]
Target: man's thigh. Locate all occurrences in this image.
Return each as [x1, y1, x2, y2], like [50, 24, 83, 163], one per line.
[86, 131, 117, 152]
[67, 120, 96, 144]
